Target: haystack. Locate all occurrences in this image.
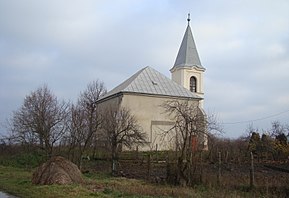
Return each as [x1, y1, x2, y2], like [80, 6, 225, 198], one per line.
[32, 156, 83, 185]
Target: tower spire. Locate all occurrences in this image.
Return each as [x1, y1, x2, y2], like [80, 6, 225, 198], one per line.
[170, 14, 205, 108]
[171, 14, 204, 70]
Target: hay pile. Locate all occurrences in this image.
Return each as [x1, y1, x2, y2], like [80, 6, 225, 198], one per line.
[32, 156, 83, 185]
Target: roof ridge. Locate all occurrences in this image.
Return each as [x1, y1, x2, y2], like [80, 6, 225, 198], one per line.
[99, 66, 201, 101]
[103, 67, 146, 97]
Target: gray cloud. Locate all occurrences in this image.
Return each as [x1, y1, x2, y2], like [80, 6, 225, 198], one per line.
[1, 0, 289, 138]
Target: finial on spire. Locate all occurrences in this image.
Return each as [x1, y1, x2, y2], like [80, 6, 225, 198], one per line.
[187, 13, 191, 25]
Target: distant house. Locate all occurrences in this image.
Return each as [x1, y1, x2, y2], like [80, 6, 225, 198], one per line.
[97, 16, 207, 151]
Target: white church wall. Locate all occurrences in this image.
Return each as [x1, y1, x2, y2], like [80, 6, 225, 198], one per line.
[151, 123, 176, 151]
[97, 93, 202, 151]
[121, 93, 199, 151]
[171, 67, 205, 108]
[171, 68, 184, 86]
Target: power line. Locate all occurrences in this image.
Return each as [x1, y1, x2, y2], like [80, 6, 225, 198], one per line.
[222, 109, 289, 125]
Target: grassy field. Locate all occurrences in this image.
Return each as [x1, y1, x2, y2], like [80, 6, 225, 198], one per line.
[0, 165, 261, 198]
[1, 149, 289, 197]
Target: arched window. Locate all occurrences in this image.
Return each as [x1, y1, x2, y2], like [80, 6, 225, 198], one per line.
[190, 76, 197, 92]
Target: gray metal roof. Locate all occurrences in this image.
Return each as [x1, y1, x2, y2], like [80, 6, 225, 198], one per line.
[100, 66, 202, 100]
[172, 24, 205, 70]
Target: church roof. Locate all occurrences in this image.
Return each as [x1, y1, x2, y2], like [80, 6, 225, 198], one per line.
[99, 66, 201, 101]
[172, 18, 205, 70]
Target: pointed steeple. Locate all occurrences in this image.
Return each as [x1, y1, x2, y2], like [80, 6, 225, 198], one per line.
[170, 14, 205, 105]
[172, 14, 204, 70]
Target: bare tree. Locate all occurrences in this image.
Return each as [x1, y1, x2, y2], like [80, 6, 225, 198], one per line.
[66, 104, 87, 166]
[101, 106, 146, 175]
[270, 121, 289, 138]
[9, 85, 69, 157]
[66, 80, 106, 168]
[243, 123, 259, 141]
[162, 100, 222, 186]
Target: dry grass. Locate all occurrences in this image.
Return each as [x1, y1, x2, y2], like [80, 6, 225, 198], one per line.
[1, 164, 289, 198]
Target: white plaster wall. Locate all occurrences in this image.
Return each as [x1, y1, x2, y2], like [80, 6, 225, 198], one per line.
[171, 69, 183, 86]
[97, 95, 122, 111]
[121, 94, 199, 151]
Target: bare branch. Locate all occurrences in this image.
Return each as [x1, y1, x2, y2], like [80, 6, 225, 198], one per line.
[101, 105, 146, 174]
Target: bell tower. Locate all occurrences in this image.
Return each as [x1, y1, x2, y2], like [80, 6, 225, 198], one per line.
[170, 14, 205, 107]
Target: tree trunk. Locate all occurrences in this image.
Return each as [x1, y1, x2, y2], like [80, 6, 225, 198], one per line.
[177, 157, 187, 187]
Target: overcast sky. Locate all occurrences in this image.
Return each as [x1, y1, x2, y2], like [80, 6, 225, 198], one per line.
[1, 0, 289, 138]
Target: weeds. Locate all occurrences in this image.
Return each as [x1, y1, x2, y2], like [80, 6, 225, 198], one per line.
[0, 165, 266, 198]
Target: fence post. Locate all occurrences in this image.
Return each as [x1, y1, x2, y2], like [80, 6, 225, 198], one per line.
[217, 151, 221, 186]
[250, 152, 255, 189]
[166, 154, 170, 183]
[200, 151, 203, 184]
[266, 176, 269, 197]
[225, 150, 229, 164]
[135, 146, 139, 161]
[147, 154, 151, 180]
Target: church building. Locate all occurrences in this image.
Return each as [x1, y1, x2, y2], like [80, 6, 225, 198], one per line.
[97, 15, 207, 151]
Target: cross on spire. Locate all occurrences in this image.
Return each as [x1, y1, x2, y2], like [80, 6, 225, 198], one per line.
[187, 13, 191, 25]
